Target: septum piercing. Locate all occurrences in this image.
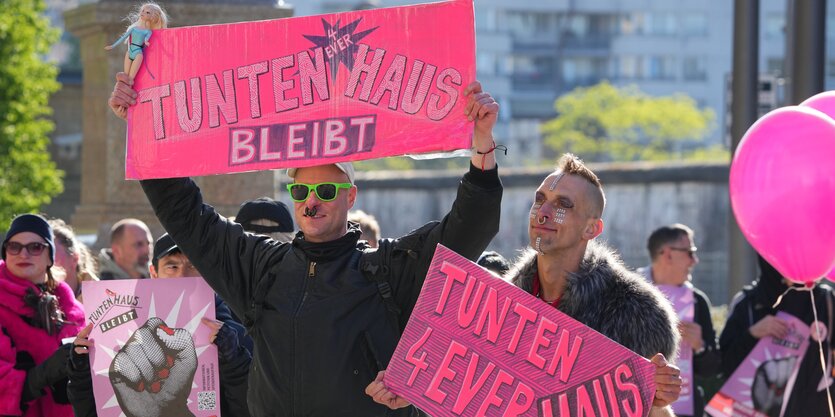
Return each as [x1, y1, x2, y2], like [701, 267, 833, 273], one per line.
[537, 216, 547, 225]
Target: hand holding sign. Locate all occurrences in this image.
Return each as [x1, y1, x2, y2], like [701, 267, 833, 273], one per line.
[651, 354, 683, 408]
[748, 314, 788, 339]
[464, 81, 500, 171]
[109, 317, 197, 417]
[366, 371, 411, 410]
[109, 72, 136, 120]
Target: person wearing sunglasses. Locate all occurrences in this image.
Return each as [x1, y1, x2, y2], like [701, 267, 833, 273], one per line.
[637, 223, 719, 417]
[0, 214, 86, 416]
[110, 73, 503, 416]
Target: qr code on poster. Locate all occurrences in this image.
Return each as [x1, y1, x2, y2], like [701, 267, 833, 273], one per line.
[197, 391, 217, 411]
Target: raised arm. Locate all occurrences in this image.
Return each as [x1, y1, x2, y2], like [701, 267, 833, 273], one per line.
[385, 82, 503, 312]
[140, 177, 283, 318]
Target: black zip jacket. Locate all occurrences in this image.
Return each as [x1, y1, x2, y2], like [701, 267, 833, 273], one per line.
[140, 164, 502, 417]
[720, 256, 834, 417]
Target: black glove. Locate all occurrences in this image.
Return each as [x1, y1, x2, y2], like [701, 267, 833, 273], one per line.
[21, 343, 72, 403]
[67, 344, 98, 417]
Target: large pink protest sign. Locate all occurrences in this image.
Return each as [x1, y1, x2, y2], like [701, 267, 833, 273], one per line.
[706, 312, 810, 417]
[656, 284, 695, 416]
[82, 278, 220, 417]
[124, 0, 475, 179]
[385, 245, 657, 417]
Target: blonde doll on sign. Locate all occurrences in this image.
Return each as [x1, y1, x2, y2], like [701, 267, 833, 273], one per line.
[105, 2, 168, 81]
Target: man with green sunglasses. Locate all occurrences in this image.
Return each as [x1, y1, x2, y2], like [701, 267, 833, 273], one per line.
[113, 73, 502, 416]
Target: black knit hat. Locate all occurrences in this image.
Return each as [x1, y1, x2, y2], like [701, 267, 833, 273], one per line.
[2, 214, 55, 264]
[235, 197, 294, 233]
[477, 250, 510, 276]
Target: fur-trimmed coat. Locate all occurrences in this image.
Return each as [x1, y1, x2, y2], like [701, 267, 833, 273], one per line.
[506, 241, 679, 360]
[0, 261, 85, 416]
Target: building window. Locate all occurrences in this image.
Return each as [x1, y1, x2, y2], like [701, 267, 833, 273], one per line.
[621, 13, 645, 35]
[648, 56, 677, 80]
[680, 13, 708, 36]
[477, 54, 497, 76]
[500, 11, 558, 37]
[646, 12, 677, 36]
[683, 57, 708, 81]
[618, 55, 644, 80]
[511, 55, 555, 89]
[475, 8, 496, 32]
[562, 57, 608, 88]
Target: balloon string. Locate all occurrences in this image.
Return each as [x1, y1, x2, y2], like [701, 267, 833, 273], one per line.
[773, 285, 810, 309]
[810, 289, 835, 417]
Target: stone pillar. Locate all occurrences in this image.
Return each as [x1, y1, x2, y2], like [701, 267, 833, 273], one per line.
[64, 0, 292, 244]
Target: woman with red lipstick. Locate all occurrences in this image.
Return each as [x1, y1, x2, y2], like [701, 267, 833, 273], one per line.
[0, 214, 85, 416]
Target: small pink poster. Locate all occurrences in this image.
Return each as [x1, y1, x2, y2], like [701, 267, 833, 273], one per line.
[705, 312, 810, 417]
[82, 277, 220, 417]
[125, 0, 475, 179]
[656, 284, 695, 416]
[385, 244, 657, 417]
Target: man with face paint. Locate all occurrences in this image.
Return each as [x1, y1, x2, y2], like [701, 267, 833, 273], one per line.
[109, 73, 503, 417]
[367, 154, 684, 416]
[510, 154, 683, 417]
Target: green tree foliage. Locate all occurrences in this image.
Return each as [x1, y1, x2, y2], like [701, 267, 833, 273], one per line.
[543, 82, 724, 162]
[0, 0, 63, 230]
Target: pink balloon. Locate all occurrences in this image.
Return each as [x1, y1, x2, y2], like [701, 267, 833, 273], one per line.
[827, 266, 835, 282]
[730, 106, 835, 284]
[801, 91, 835, 121]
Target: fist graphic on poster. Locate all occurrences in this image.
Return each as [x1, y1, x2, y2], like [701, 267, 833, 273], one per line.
[752, 356, 796, 417]
[109, 317, 197, 417]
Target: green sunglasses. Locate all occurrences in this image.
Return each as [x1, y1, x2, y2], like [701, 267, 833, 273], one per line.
[287, 182, 352, 202]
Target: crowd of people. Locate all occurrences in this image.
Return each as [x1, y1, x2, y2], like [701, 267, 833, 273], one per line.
[0, 72, 831, 417]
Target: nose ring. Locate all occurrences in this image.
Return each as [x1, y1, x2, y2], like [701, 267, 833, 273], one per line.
[537, 216, 547, 225]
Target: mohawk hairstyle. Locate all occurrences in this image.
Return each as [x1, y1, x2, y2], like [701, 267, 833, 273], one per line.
[556, 153, 602, 187]
[555, 153, 606, 217]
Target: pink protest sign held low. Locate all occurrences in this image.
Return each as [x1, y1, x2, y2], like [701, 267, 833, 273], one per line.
[656, 284, 696, 416]
[706, 312, 810, 417]
[125, 0, 475, 179]
[385, 244, 657, 417]
[82, 277, 220, 417]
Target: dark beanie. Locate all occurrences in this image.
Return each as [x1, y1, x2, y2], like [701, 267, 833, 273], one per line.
[2, 214, 55, 264]
[477, 250, 510, 276]
[236, 197, 294, 233]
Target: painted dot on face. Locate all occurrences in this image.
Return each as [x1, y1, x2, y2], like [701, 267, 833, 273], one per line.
[554, 208, 566, 224]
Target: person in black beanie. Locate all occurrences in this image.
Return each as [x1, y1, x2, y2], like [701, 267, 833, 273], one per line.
[0, 214, 85, 416]
[720, 255, 835, 417]
[234, 197, 295, 243]
[476, 250, 510, 276]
